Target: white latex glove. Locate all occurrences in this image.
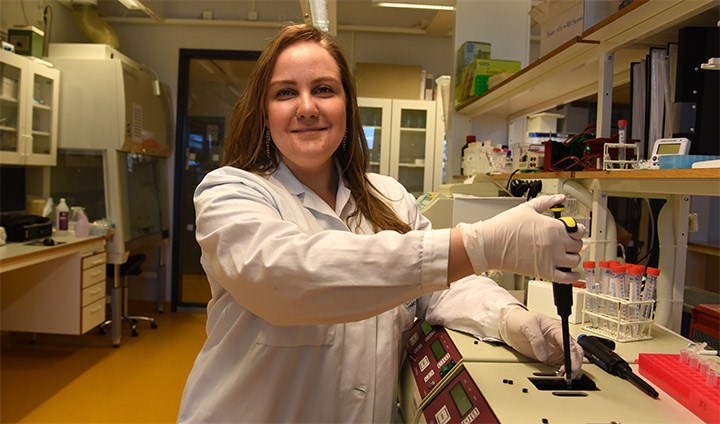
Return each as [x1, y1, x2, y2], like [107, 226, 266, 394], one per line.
[498, 305, 584, 379]
[458, 193, 584, 284]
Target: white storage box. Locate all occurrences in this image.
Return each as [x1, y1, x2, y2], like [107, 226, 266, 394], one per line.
[526, 280, 586, 324]
[533, 0, 618, 57]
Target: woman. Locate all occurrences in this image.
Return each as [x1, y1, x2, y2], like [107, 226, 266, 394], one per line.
[179, 24, 584, 423]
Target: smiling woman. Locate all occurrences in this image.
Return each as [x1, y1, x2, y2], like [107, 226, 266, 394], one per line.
[265, 41, 347, 206]
[177, 23, 585, 424]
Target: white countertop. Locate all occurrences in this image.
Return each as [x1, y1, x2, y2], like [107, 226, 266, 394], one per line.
[0, 233, 106, 274]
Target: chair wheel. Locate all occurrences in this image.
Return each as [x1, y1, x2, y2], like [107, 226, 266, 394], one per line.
[151, 321, 158, 329]
[131, 328, 140, 337]
[99, 327, 106, 335]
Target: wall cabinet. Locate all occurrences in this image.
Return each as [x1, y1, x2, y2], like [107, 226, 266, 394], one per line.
[0, 50, 59, 166]
[359, 97, 445, 197]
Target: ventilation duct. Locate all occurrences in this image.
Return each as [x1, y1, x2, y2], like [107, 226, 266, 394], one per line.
[71, 0, 120, 48]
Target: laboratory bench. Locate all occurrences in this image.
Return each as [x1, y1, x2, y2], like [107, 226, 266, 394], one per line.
[0, 233, 107, 336]
[399, 321, 720, 424]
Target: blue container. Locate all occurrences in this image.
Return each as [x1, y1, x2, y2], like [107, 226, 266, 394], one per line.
[658, 155, 720, 169]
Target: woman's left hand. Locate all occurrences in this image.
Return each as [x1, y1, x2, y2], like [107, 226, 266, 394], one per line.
[498, 304, 584, 379]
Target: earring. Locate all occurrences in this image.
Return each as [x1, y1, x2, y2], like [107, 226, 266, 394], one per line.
[342, 133, 347, 151]
[265, 129, 272, 158]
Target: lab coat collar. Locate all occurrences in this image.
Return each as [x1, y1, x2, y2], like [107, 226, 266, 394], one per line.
[273, 160, 353, 218]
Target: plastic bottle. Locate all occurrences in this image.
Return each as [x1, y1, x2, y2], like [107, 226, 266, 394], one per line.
[627, 265, 643, 322]
[618, 119, 628, 165]
[583, 261, 597, 292]
[618, 119, 628, 144]
[641, 267, 660, 319]
[56, 198, 70, 232]
[74, 208, 90, 238]
[598, 261, 611, 295]
[583, 261, 599, 324]
[461, 135, 476, 175]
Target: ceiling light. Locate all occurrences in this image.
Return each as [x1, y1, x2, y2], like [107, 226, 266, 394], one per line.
[117, 0, 144, 10]
[374, 1, 455, 11]
[116, 0, 164, 22]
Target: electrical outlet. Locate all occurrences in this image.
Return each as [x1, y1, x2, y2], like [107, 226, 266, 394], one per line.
[247, 10, 258, 21]
[688, 212, 698, 232]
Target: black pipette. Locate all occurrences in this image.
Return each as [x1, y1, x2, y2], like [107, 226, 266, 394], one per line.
[578, 334, 659, 398]
[549, 204, 577, 388]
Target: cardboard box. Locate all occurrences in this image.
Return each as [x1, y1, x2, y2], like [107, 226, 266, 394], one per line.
[457, 58, 521, 102]
[8, 26, 44, 58]
[536, 0, 617, 57]
[456, 41, 491, 79]
[526, 280, 586, 324]
[456, 59, 522, 104]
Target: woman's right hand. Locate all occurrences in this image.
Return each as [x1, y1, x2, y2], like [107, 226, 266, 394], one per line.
[457, 194, 584, 283]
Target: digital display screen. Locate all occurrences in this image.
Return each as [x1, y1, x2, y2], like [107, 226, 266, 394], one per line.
[420, 320, 433, 336]
[656, 142, 682, 154]
[430, 339, 446, 361]
[450, 382, 473, 417]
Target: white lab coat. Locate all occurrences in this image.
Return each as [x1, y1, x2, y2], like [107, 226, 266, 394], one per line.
[178, 161, 519, 423]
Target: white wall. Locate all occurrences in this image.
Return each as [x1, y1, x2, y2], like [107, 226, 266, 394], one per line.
[448, 0, 531, 181]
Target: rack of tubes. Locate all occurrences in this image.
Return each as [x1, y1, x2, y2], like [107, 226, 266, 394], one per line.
[582, 292, 655, 342]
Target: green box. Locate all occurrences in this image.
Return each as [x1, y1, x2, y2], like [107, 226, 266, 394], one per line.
[9, 26, 45, 58]
[470, 58, 521, 96]
[456, 41, 491, 79]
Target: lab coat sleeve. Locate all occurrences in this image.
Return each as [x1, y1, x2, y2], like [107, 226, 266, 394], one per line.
[404, 196, 521, 340]
[420, 275, 522, 340]
[194, 168, 451, 326]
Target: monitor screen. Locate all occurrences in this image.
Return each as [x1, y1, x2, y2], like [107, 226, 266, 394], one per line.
[656, 143, 682, 155]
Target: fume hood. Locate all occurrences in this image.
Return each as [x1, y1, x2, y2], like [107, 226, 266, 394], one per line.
[46, 43, 173, 264]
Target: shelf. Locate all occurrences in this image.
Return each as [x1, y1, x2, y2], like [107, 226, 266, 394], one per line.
[0, 96, 18, 103]
[687, 242, 720, 257]
[456, 0, 718, 120]
[497, 168, 720, 196]
[33, 103, 51, 111]
[0, 125, 18, 132]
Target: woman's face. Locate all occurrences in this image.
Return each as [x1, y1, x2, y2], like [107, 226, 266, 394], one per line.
[265, 41, 347, 175]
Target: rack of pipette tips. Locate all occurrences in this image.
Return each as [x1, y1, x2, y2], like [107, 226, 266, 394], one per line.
[638, 345, 720, 423]
[580, 261, 658, 342]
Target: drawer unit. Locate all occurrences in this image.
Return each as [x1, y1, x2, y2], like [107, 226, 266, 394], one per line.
[82, 298, 106, 334]
[82, 263, 106, 287]
[82, 281, 106, 306]
[80, 248, 106, 331]
[0, 236, 107, 335]
[83, 251, 106, 270]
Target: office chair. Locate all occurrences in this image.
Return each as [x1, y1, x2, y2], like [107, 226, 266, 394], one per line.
[99, 253, 158, 337]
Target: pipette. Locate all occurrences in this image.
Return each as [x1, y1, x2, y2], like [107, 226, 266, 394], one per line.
[549, 204, 577, 389]
[578, 334, 659, 398]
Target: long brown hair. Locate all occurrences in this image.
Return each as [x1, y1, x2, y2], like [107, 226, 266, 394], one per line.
[223, 24, 411, 234]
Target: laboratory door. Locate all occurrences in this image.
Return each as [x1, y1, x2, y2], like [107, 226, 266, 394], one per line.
[172, 49, 260, 311]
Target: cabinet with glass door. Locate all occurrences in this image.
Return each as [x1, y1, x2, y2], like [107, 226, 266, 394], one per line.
[0, 50, 59, 166]
[358, 98, 439, 198]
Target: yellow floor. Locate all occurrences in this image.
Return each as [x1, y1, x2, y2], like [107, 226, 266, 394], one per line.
[0, 305, 207, 423]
